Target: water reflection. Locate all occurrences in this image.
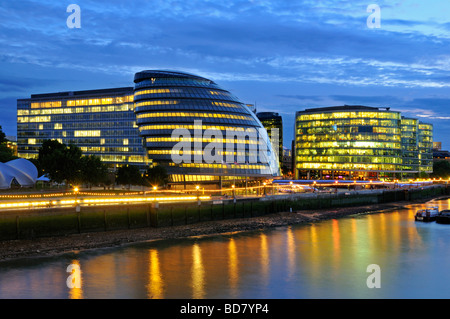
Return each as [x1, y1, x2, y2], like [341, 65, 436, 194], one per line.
[0, 199, 449, 299]
[286, 227, 295, 280]
[260, 234, 269, 290]
[191, 243, 205, 299]
[228, 239, 238, 298]
[147, 249, 163, 299]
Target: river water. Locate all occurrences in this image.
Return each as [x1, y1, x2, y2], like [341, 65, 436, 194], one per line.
[0, 199, 449, 299]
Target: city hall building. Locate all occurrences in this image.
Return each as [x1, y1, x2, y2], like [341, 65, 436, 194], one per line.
[17, 70, 280, 186]
[294, 105, 433, 180]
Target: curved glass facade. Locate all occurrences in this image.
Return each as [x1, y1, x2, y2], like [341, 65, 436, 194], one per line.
[134, 70, 279, 181]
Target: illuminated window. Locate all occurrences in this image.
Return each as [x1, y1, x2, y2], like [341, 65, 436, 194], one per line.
[74, 130, 101, 137]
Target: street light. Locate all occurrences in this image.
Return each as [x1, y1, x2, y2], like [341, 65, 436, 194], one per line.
[196, 185, 200, 205]
[74, 186, 80, 212]
[74, 186, 79, 202]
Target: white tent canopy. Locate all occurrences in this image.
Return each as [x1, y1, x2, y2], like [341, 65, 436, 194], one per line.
[0, 159, 38, 189]
[36, 174, 50, 182]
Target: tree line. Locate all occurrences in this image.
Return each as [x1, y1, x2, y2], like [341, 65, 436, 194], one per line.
[0, 125, 17, 163]
[30, 138, 167, 189]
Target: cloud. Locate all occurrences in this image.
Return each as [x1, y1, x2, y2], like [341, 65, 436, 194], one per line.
[1, 0, 450, 148]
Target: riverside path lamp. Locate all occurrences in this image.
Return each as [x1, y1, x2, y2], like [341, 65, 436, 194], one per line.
[196, 185, 200, 205]
[74, 186, 80, 212]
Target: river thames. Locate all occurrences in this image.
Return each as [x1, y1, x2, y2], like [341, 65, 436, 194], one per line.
[0, 199, 449, 299]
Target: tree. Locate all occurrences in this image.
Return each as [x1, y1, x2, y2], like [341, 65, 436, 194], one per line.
[418, 171, 429, 179]
[431, 160, 450, 179]
[143, 165, 168, 188]
[38, 139, 83, 185]
[0, 125, 16, 163]
[0, 144, 15, 163]
[80, 155, 108, 188]
[0, 125, 6, 144]
[116, 165, 143, 188]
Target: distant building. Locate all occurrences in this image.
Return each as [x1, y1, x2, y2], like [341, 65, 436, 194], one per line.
[256, 112, 283, 169]
[433, 149, 450, 162]
[433, 142, 442, 151]
[294, 105, 433, 180]
[282, 148, 292, 175]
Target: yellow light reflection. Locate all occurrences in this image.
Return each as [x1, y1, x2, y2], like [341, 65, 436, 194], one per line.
[286, 227, 296, 279]
[147, 249, 164, 299]
[260, 233, 269, 286]
[228, 238, 239, 297]
[191, 243, 205, 299]
[332, 219, 341, 262]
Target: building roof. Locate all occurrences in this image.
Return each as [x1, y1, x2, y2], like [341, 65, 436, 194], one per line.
[298, 105, 392, 114]
[26, 87, 134, 100]
[256, 112, 282, 120]
[134, 70, 212, 83]
[434, 151, 450, 158]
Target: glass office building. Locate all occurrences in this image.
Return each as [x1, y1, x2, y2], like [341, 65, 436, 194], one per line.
[134, 70, 279, 185]
[256, 112, 283, 169]
[17, 88, 148, 168]
[401, 117, 420, 178]
[418, 122, 433, 173]
[294, 105, 433, 180]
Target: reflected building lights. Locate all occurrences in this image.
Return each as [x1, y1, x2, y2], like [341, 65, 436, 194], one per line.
[147, 249, 164, 299]
[228, 238, 239, 298]
[332, 219, 341, 260]
[260, 234, 270, 288]
[286, 227, 296, 280]
[191, 243, 205, 299]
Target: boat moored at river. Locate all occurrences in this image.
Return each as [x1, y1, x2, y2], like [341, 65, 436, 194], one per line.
[436, 210, 450, 224]
[415, 207, 439, 222]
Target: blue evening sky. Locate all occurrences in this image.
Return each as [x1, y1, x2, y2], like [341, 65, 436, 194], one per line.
[1, 0, 450, 149]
